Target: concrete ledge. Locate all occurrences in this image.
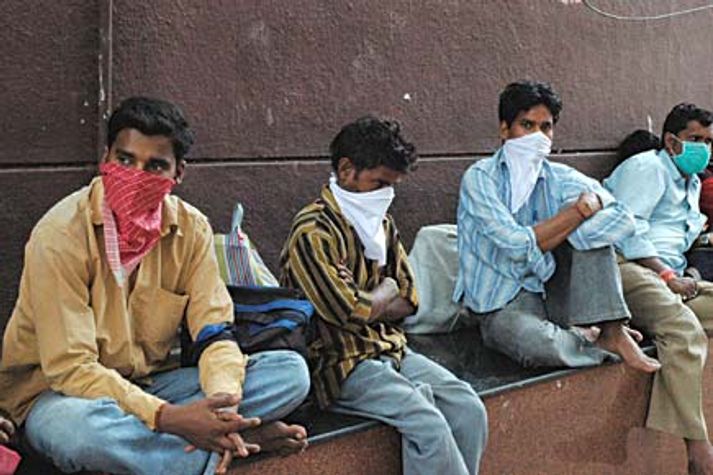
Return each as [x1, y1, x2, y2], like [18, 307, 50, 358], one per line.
[233, 339, 713, 475]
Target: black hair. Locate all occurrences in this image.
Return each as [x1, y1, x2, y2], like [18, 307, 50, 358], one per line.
[107, 97, 195, 160]
[617, 129, 661, 163]
[662, 103, 713, 146]
[498, 81, 563, 127]
[329, 116, 418, 173]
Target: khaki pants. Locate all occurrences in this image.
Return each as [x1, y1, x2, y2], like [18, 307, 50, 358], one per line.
[618, 257, 713, 440]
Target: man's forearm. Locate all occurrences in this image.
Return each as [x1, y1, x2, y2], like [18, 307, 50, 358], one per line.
[633, 257, 670, 274]
[533, 205, 585, 252]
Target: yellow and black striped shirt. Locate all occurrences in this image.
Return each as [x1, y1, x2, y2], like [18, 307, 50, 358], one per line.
[279, 185, 419, 408]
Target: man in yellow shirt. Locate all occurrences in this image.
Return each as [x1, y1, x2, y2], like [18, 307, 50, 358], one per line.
[0, 97, 310, 475]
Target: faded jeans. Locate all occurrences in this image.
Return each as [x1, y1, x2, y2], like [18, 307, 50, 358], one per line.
[24, 350, 310, 475]
[330, 349, 488, 475]
[469, 244, 629, 368]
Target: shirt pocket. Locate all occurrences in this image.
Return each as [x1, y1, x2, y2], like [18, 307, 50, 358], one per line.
[131, 287, 189, 363]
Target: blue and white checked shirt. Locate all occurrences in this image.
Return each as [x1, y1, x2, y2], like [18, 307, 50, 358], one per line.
[603, 149, 706, 274]
[454, 149, 637, 313]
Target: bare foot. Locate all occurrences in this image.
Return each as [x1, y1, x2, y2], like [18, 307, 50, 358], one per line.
[596, 322, 660, 373]
[572, 325, 601, 343]
[624, 326, 644, 343]
[687, 439, 713, 475]
[242, 421, 308, 456]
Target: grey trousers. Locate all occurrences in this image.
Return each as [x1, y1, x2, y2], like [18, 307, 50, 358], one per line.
[470, 244, 629, 368]
[329, 349, 488, 475]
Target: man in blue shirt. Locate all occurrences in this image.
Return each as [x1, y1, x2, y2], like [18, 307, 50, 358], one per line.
[455, 80, 660, 373]
[605, 103, 713, 474]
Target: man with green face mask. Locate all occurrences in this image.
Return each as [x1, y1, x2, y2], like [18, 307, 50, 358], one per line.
[604, 103, 713, 474]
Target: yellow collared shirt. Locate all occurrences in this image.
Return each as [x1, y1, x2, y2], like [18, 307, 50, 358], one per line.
[0, 177, 246, 428]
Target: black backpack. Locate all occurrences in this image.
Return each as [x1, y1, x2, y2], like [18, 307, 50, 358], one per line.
[181, 285, 315, 366]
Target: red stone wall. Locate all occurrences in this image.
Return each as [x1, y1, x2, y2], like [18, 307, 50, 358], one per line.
[2, 0, 713, 328]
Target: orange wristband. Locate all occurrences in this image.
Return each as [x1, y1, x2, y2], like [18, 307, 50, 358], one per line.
[659, 269, 677, 283]
[154, 402, 167, 431]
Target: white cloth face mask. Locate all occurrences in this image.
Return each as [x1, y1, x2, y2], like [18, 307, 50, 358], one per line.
[502, 131, 552, 213]
[329, 174, 395, 266]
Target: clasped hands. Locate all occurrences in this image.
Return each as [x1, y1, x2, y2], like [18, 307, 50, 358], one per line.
[157, 393, 260, 474]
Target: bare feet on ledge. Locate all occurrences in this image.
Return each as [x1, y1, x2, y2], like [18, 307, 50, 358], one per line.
[596, 322, 661, 373]
[687, 439, 713, 475]
[243, 421, 309, 457]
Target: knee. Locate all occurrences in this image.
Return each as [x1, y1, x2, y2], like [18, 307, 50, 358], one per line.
[454, 386, 488, 431]
[285, 355, 311, 403]
[471, 393, 488, 429]
[659, 311, 708, 357]
[260, 350, 311, 402]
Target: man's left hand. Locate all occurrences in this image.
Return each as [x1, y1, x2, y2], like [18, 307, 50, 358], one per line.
[575, 192, 602, 219]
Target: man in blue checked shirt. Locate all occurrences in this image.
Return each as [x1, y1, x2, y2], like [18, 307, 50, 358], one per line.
[605, 103, 713, 474]
[454, 80, 660, 374]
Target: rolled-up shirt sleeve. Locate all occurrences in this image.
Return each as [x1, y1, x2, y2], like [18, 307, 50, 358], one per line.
[183, 217, 247, 399]
[558, 170, 637, 250]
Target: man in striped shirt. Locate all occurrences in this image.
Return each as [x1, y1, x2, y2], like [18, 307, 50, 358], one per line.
[455, 80, 660, 374]
[281, 116, 488, 475]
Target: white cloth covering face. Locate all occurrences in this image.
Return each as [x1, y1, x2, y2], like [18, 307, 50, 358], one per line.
[329, 174, 395, 266]
[502, 131, 552, 213]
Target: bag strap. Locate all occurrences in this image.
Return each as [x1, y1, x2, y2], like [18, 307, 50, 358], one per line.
[234, 299, 314, 317]
[231, 203, 244, 231]
[226, 284, 305, 303]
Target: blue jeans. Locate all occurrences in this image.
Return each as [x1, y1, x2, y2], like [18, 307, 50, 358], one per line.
[24, 350, 310, 475]
[330, 349, 488, 475]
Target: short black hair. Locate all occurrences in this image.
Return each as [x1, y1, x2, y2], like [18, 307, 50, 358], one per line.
[662, 103, 713, 146]
[329, 116, 417, 173]
[107, 97, 195, 160]
[617, 129, 661, 163]
[499, 81, 563, 127]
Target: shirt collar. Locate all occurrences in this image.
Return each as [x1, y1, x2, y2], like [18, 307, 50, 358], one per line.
[89, 175, 181, 237]
[657, 148, 686, 184]
[321, 184, 348, 222]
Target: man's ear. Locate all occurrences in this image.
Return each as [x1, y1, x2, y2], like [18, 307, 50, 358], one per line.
[336, 157, 355, 184]
[174, 159, 186, 185]
[499, 121, 510, 142]
[100, 146, 110, 164]
[663, 132, 680, 156]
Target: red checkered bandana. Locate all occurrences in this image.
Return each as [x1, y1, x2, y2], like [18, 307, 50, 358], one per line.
[100, 162, 175, 284]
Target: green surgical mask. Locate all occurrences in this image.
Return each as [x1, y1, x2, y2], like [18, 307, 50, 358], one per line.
[671, 136, 711, 176]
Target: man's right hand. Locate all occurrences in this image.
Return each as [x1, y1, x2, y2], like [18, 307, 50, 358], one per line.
[667, 276, 698, 300]
[0, 416, 14, 445]
[157, 394, 261, 453]
[575, 192, 602, 219]
[368, 277, 401, 323]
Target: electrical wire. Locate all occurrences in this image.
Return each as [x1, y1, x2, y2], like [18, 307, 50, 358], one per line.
[582, 0, 713, 21]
